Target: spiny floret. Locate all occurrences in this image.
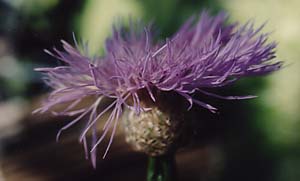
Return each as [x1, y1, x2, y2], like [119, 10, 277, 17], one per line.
[34, 11, 282, 168]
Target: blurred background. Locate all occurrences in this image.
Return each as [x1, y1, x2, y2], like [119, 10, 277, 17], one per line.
[0, 0, 299, 180]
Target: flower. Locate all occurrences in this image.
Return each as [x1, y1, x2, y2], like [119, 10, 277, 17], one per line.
[34, 11, 282, 167]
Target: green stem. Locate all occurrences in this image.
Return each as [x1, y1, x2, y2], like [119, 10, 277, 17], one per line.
[147, 154, 176, 181]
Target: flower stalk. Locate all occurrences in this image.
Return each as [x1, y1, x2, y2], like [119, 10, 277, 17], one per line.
[147, 154, 176, 181]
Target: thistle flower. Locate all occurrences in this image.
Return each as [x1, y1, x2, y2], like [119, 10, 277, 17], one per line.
[34, 11, 282, 168]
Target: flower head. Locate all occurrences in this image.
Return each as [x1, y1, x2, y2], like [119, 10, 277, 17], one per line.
[35, 11, 282, 167]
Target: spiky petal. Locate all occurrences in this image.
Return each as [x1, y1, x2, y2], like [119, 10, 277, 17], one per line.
[35, 11, 282, 167]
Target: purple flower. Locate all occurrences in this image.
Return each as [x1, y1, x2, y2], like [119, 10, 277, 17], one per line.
[34, 11, 282, 167]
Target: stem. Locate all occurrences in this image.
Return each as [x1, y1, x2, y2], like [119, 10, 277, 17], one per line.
[147, 154, 176, 181]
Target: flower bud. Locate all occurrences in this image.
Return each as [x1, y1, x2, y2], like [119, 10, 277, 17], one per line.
[122, 106, 183, 156]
